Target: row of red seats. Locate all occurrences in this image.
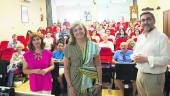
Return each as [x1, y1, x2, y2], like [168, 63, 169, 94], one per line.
[100, 47, 113, 64]
[0, 41, 9, 51]
[0, 35, 28, 51]
[0, 43, 113, 65]
[0, 48, 14, 62]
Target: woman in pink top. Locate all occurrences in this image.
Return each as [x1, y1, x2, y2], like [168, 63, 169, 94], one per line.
[23, 32, 54, 94]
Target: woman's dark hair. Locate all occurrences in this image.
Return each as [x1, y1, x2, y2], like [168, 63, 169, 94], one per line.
[105, 29, 110, 33]
[27, 30, 32, 35]
[116, 28, 128, 38]
[134, 29, 141, 36]
[65, 35, 70, 44]
[56, 40, 64, 45]
[117, 28, 127, 36]
[28, 33, 45, 52]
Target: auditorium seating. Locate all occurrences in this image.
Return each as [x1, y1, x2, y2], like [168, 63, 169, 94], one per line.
[115, 38, 128, 50]
[100, 47, 113, 64]
[0, 41, 9, 51]
[17, 35, 27, 50]
[100, 47, 113, 84]
[0, 48, 14, 62]
[115, 64, 138, 96]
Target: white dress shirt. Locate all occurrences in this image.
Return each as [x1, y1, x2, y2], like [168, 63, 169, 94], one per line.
[134, 28, 170, 74]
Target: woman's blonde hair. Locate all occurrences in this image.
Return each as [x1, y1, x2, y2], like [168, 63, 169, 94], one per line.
[16, 43, 24, 49]
[69, 22, 89, 45]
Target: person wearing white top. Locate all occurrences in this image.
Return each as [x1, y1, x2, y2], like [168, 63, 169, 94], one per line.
[44, 32, 54, 50]
[8, 34, 21, 51]
[133, 12, 170, 96]
[99, 33, 114, 52]
[105, 29, 115, 44]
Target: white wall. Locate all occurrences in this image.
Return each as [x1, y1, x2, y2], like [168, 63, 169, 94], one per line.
[51, 0, 133, 23]
[0, 0, 47, 41]
[138, 0, 170, 32]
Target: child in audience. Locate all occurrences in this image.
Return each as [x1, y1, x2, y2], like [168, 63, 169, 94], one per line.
[51, 41, 65, 95]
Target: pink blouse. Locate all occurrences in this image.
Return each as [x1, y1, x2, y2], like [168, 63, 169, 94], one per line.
[24, 49, 53, 92]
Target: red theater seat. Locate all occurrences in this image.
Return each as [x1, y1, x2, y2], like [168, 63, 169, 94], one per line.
[115, 38, 128, 50]
[0, 41, 9, 51]
[100, 47, 113, 64]
[0, 48, 14, 62]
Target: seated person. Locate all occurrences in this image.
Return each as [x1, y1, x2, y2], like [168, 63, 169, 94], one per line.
[115, 28, 129, 39]
[91, 30, 101, 43]
[105, 29, 115, 44]
[7, 43, 25, 87]
[99, 33, 114, 52]
[52, 41, 65, 95]
[131, 29, 141, 40]
[44, 32, 54, 50]
[112, 42, 136, 96]
[8, 34, 21, 51]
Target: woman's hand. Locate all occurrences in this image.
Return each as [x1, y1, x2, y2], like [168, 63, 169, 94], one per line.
[40, 68, 48, 75]
[32, 68, 49, 75]
[93, 84, 102, 96]
[69, 86, 77, 96]
[33, 69, 42, 74]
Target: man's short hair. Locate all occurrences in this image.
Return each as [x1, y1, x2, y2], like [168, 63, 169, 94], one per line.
[140, 11, 155, 22]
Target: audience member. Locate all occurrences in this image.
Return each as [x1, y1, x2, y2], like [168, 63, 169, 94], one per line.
[99, 33, 114, 52]
[105, 29, 115, 44]
[131, 29, 140, 40]
[59, 25, 70, 40]
[91, 29, 101, 43]
[112, 42, 136, 96]
[7, 43, 25, 87]
[44, 32, 54, 50]
[8, 34, 21, 50]
[116, 28, 129, 39]
[51, 41, 65, 95]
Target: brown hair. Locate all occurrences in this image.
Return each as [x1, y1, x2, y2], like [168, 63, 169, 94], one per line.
[69, 22, 89, 45]
[28, 32, 45, 51]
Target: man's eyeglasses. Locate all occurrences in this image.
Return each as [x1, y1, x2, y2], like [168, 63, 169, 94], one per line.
[140, 17, 152, 22]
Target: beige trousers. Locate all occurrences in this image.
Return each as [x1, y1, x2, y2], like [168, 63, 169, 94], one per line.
[136, 71, 165, 96]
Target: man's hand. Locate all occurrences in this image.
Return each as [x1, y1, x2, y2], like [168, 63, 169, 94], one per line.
[133, 54, 148, 63]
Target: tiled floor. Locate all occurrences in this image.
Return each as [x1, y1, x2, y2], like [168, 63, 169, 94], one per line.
[15, 81, 122, 96]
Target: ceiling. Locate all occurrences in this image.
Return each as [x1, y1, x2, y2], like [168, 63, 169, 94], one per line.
[51, 0, 133, 22]
[53, 0, 132, 6]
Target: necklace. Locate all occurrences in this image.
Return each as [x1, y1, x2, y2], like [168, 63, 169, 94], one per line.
[34, 51, 42, 60]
